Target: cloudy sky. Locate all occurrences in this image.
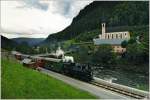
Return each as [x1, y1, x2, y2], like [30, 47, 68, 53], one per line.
[1, 0, 94, 38]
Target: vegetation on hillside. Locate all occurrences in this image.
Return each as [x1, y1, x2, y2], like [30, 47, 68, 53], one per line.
[1, 35, 50, 55]
[12, 38, 45, 46]
[1, 58, 96, 99]
[92, 45, 116, 66]
[46, 1, 148, 42]
[1, 35, 18, 51]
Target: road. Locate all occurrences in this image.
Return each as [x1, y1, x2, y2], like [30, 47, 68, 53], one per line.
[39, 67, 134, 99]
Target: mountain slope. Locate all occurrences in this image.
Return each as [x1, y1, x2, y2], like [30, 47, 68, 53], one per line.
[12, 38, 45, 46]
[45, 1, 148, 42]
[1, 35, 18, 50]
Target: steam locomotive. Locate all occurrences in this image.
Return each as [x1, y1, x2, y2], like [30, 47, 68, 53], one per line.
[11, 51, 93, 82]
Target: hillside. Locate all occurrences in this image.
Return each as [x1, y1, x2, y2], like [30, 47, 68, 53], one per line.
[1, 35, 18, 50]
[1, 35, 43, 54]
[1, 57, 96, 99]
[12, 38, 45, 46]
[45, 1, 148, 43]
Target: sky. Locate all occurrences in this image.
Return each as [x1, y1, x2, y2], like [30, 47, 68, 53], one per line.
[0, 0, 94, 39]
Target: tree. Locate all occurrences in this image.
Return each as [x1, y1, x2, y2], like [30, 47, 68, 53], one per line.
[128, 38, 136, 44]
[16, 41, 32, 54]
[92, 45, 116, 66]
[121, 40, 128, 48]
[126, 43, 148, 64]
[76, 45, 93, 63]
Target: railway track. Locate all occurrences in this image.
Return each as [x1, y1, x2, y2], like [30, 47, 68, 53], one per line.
[91, 81, 148, 99]
[41, 66, 149, 99]
[42, 66, 148, 99]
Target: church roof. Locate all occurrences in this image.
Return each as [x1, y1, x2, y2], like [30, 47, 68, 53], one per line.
[93, 38, 128, 45]
[106, 26, 129, 33]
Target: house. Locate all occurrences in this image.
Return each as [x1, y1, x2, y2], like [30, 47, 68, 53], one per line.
[93, 23, 130, 53]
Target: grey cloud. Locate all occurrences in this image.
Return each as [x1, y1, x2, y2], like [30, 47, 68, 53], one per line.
[52, 0, 75, 17]
[1, 0, 93, 38]
[17, 0, 93, 17]
[1, 27, 38, 36]
[18, 0, 49, 11]
[52, 0, 94, 18]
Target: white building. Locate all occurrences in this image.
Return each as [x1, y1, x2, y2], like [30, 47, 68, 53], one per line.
[93, 23, 130, 53]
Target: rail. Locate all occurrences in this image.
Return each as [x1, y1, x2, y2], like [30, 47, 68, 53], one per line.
[92, 77, 149, 99]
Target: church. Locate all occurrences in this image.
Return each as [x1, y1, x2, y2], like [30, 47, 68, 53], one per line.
[93, 23, 130, 53]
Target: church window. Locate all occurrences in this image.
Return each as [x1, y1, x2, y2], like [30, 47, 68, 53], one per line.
[116, 34, 118, 38]
[120, 34, 122, 39]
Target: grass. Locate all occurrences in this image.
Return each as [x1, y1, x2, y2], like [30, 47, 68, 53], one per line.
[1, 58, 97, 99]
[136, 84, 149, 91]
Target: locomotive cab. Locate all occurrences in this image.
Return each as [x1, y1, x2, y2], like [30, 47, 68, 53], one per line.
[62, 62, 93, 82]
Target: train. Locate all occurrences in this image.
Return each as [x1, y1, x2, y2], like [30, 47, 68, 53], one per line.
[11, 51, 149, 99]
[11, 51, 93, 82]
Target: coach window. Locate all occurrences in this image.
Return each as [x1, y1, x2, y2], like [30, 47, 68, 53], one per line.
[116, 34, 118, 38]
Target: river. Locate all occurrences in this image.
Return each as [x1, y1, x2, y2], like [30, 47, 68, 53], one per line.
[93, 68, 149, 91]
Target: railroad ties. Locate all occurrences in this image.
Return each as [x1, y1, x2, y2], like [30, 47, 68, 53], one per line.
[91, 81, 149, 99]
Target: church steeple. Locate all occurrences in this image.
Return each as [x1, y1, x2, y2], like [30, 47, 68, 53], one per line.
[102, 23, 106, 34]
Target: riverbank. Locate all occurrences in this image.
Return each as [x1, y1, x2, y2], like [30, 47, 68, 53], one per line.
[94, 68, 149, 91]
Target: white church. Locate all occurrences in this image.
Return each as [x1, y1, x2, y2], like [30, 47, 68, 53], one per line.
[93, 23, 130, 53]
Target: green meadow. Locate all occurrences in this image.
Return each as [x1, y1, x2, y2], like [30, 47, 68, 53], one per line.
[1, 58, 97, 99]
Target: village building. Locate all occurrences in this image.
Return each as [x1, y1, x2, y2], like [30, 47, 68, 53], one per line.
[93, 23, 130, 53]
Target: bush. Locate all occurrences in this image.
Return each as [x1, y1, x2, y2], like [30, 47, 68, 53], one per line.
[92, 45, 116, 66]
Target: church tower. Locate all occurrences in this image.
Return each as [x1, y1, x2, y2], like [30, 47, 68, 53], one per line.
[101, 23, 106, 39]
[102, 23, 106, 34]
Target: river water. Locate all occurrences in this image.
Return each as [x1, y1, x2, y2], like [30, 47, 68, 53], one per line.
[93, 68, 149, 91]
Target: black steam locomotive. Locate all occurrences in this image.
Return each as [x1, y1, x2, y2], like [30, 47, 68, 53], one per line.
[42, 57, 93, 82]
